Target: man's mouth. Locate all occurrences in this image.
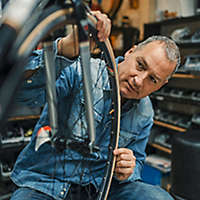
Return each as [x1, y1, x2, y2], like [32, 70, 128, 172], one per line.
[127, 81, 139, 94]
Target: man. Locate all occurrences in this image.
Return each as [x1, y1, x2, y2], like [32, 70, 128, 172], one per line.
[10, 11, 180, 200]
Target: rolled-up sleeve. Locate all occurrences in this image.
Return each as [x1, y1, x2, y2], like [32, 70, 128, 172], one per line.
[14, 38, 76, 107]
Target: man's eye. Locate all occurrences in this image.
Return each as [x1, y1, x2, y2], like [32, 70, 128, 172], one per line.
[137, 61, 144, 70]
[149, 76, 157, 84]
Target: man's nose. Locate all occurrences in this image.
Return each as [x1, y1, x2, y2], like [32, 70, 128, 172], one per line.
[134, 72, 148, 88]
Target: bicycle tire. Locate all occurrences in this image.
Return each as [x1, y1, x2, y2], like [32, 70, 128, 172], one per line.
[10, 3, 120, 200]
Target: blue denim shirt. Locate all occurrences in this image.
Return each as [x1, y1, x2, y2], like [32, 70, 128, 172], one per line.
[11, 39, 154, 200]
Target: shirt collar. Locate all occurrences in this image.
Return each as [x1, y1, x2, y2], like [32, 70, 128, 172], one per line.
[121, 98, 140, 113]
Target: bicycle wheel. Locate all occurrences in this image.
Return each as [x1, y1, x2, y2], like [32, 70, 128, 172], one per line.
[9, 2, 120, 200]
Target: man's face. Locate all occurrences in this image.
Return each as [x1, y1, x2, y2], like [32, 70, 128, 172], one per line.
[118, 41, 177, 100]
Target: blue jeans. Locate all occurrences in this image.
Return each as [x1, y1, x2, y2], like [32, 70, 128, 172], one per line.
[11, 180, 173, 200]
[108, 179, 174, 200]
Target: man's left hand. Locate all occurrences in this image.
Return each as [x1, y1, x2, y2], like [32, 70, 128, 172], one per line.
[91, 10, 111, 42]
[113, 148, 136, 181]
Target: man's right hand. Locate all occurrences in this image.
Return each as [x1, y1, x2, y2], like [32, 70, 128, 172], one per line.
[57, 10, 111, 58]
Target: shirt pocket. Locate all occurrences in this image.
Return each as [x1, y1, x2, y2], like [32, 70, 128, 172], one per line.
[80, 97, 103, 125]
[118, 128, 139, 147]
[67, 95, 104, 140]
[79, 85, 108, 123]
[16, 87, 46, 107]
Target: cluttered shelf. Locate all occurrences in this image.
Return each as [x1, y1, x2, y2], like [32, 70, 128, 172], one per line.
[8, 115, 40, 122]
[148, 143, 172, 154]
[151, 92, 200, 106]
[172, 73, 200, 79]
[178, 42, 200, 48]
[153, 120, 187, 132]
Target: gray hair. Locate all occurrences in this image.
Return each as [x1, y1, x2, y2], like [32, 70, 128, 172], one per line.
[136, 35, 181, 79]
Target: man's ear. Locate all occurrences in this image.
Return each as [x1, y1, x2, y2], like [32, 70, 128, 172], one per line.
[124, 45, 137, 59]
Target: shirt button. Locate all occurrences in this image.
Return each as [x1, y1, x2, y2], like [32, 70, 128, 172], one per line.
[27, 79, 32, 84]
[63, 188, 66, 192]
[60, 191, 64, 196]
